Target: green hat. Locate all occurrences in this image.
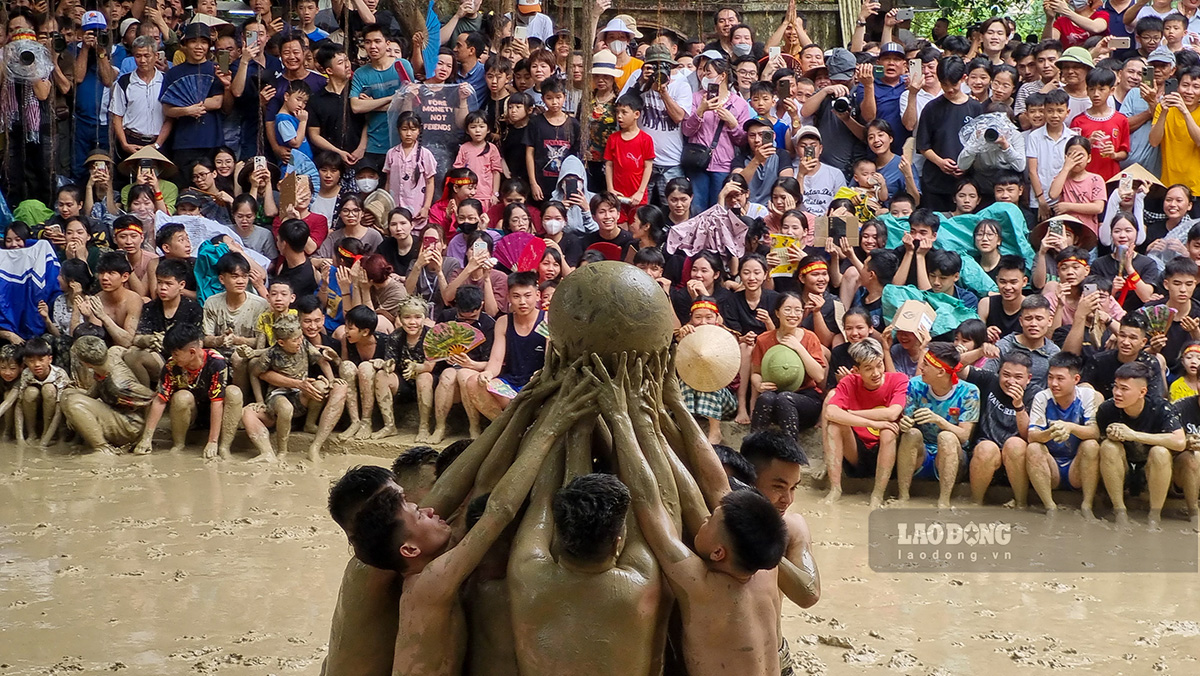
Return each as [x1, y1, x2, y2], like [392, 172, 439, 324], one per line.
[1057, 46, 1094, 69]
[760, 344, 807, 391]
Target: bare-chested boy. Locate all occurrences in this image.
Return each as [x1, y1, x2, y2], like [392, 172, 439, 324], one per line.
[593, 356, 788, 676]
[125, 258, 204, 387]
[0, 338, 71, 445]
[75, 251, 144, 347]
[348, 375, 596, 676]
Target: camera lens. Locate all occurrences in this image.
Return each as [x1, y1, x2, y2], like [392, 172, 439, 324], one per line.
[984, 128, 1000, 143]
[20, 50, 36, 66]
[832, 97, 851, 114]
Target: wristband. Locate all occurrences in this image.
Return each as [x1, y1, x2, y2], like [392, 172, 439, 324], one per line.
[154, 191, 164, 200]
[1126, 271, 1142, 286]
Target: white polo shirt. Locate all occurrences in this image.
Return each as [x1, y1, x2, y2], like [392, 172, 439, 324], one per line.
[110, 69, 165, 138]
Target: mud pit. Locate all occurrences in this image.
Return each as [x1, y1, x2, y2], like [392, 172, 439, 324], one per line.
[2, 446, 1199, 675]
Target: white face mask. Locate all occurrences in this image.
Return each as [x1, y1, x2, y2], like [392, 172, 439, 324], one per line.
[732, 43, 752, 57]
[609, 39, 628, 55]
[357, 178, 379, 193]
[543, 218, 565, 235]
[1069, 0, 1088, 8]
[701, 77, 715, 90]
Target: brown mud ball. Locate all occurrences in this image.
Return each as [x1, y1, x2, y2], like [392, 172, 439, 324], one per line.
[548, 261, 674, 363]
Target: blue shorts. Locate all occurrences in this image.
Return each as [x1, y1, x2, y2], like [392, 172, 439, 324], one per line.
[1055, 455, 1075, 490]
[913, 444, 939, 480]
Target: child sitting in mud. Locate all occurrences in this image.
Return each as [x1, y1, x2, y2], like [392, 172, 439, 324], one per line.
[0, 345, 23, 440]
[0, 338, 71, 446]
[240, 314, 341, 463]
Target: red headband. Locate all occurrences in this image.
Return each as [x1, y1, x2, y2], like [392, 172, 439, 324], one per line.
[338, 246, 364, 263]
[115, 222, 144, 235]
[1186, 344, 1200, 357]
[1058, 256, 1088, 267]
[799, 261, 828, 276]
[924, 351, 961, 385]
[691, 299, 720, 316]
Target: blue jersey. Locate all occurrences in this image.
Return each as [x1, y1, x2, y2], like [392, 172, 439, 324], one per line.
[1029, 388, 1102, 461]
[902, 376, 980, 449]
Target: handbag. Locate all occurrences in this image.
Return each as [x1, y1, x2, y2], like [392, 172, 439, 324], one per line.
[680, 122, 723, 173]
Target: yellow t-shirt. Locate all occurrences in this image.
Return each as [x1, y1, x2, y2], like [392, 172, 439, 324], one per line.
[255, 309, 298, 346]
[1154, 103, 1200, 195]
[1170, 376, 1198, 402]
[616, 57, 644, 91]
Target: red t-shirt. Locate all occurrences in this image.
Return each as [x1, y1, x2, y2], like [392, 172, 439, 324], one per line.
[1054, 11, 1110, 48]
[272, 212, 330, 249]
[1069, 110, 1130, 180]
[828, 372, 910, 448]
[750, 329, 826, 393]
[604, 130, 656, 205]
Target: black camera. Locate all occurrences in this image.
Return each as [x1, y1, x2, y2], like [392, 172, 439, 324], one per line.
[832, 96, 852, 114]
[51, 32, 67, 53]
[94, 29, 110, 49]
[983, 128, 1000, 143]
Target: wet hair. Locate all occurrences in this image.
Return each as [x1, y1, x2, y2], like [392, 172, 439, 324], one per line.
[1048, 350, 1084, 375]
[455, 284, 485, 313]
[552, 473, 631, 563]
[18, 337, 53, 360]
[714, 445, 758, 489]
[1114, 360, 1153, 386]
[156, 223, 187, 251]
[0, 343, 18, 364]
[350, 487, 409, 571]
[435, 439, 473, 478]
[997, 254, 1026, 276]
[391, 446, 440, 488]
[955, 318, 987, 348]
[163, 322, 204, 354]
[925, 249, 962, 276]
[70, 336, 108, 366]
[718, 489, 787, 573]
[215, 252, 251, 276]
[1164, 256, 1199, 280]
[345, 305, 379, 332]
[96, 251, 133, 275]
[1120, 311, 1150, 336]
[740, 429, 808, 469]
[1000, 350, 1034, 372]
[156, 258, 191, 284]
[925, 341, 961, 369]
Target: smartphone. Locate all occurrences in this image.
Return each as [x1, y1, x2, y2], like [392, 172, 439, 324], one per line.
[1110, 37, 1131, 50]
[216, 50, 230, 73]
[563, 175, 580, 199]
[1167, 77, 1180, 95]
[895, 7, 915, 21]
[1083, 283, 1098, 296]
[777, 79, 791, 99]
[513, 25, 528, 40]
[1119, 173, 1133, 194]
[769, 46, 781, 60]
[472, 239, 488, 257]
[146, 0, 157, 7]
[1144, 64, 1156, 82]
[43, 224, 63, 238]
[254, 156, 266, 173]
[707, 82, 720, 99]
[804, 145, 816, 159]
[1048, 219, 1064, 238]
[908, 58, 921, 81]
[873, 64, 885, 79]
[247, 30, 259, 46]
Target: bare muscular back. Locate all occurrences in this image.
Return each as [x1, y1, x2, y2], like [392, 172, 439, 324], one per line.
[678, 568, 781, 676]
[510, 560, 667, 676]
[322, 558, 399, 676]
[394, 582, 468, 676]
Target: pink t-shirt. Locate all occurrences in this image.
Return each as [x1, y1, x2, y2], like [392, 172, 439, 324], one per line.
[1060, 172, 1106, 233]
[1046, 292, 1126, 326]
[384, 144, 438, 216]
[828, 372, 910, 447]
[453, 142, 503, 211]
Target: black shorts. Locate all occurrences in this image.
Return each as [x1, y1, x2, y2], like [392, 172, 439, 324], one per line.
[843, 435, 879, 479]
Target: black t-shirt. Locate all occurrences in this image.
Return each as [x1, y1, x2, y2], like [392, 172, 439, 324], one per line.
[915, 96, 985, 195]
[554, 233, 587, 269]
[720, 289, 780, 336]
[346, 331, 397, 364]
[307, 333, 341, 379]
[814, 95, 869, 176]
[827, 342, 855, 387]
[484, 94, 510, 137]
[377, 237, 419, 278]
[270, 258, 319, 298]
[136, 297, 204, 337]
[1096, 396, 1182, 463]
[800, 292, 839, 337]
[406, 84, 467, 191]
[500, 123, 528, 180]
[1083, 349, 1165, 400]
[527, 114, 581, 190]
[309, 86, 367, 154]
[984, 294, 1022, 340]
[1089, 253, 1162, 312]
[1175, 395, 1200, 437]
[965, 367, 1031, 445]
[851, 287, 885, 332]
[670, 286, 734, 324]
[435, 309, 496, 362]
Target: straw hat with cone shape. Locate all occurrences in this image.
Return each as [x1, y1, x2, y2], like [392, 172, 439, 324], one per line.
[1030, 214, 1098, 251]
[675, 325, 741, 392]
[119, 145, 176, 178]
[1106, 164, 1164, 195]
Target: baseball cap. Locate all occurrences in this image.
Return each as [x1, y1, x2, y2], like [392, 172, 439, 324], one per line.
[517, 0, 541, 14]
[119, 17, 140, 35]
[81, 11, 107, 31]
[743, 116, 773, 133]
[795, 125, 821, 142]
[1056, 46, 1095, 69]
[1148, 45, 1176, 66]
[176, 194, 205, 209]
[182, 22, 213, 44]
[699, 49, 726, 62]
[878, 42, 906, 59]
[826, 48, 857, 81]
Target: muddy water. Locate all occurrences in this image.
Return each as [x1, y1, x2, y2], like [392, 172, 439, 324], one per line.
[2, 446, 1198, 675]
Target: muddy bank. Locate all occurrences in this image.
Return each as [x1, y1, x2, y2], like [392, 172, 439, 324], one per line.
[1, 445, 1197, 675]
